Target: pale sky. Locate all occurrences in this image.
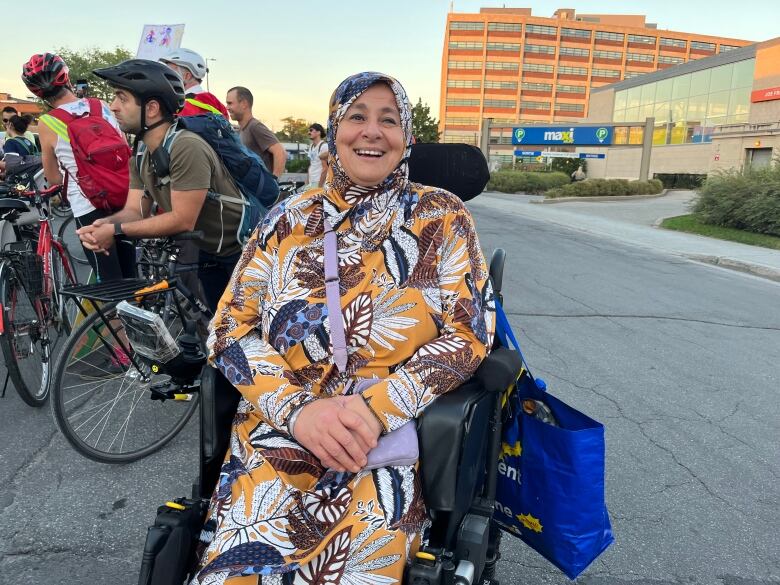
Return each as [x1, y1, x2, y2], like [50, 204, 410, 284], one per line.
[2, 0, 777, 130]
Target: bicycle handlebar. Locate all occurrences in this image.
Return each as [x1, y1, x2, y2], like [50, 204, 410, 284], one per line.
[23, 184, 62, 197]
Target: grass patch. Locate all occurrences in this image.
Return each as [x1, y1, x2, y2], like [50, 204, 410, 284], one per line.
[660, 214, 780, 250]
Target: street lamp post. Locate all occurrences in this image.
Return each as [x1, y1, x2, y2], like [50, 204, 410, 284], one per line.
[205, 58, 217, 92]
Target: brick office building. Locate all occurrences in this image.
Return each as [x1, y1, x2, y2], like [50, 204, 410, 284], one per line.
[440, 7, 753, 145]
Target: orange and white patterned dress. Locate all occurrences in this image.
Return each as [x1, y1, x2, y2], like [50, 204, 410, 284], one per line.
[192, 72, 495, 585]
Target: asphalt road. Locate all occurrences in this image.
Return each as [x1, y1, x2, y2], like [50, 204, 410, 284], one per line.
[1, 199, 779, 585]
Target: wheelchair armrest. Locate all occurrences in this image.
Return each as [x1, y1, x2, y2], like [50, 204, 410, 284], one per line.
[418, 349, 520, 513]
[419, 379, 491, 513]
[474, 346, 524, 393]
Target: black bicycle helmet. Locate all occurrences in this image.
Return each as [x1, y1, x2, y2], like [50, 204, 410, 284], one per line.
[22, 53, 71, 99]
[93, 59, 185, 117]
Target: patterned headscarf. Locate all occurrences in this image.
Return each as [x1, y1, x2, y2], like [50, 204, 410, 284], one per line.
[324, 72, 413, 206]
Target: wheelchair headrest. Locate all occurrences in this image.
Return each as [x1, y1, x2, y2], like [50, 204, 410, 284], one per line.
[408, 143, 489, 202]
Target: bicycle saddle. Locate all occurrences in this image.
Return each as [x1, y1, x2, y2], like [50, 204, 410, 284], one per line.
[0, 198, 31, 212]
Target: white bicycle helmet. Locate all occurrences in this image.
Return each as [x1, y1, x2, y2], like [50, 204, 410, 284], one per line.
[159, 48, 207, 81]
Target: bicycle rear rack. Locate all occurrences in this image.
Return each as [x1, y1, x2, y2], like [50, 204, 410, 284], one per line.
[60, 279, 173, 303]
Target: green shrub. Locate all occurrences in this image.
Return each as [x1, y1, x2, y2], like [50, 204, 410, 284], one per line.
[550, 157, 588, 178]
[286, 158, 310, 173]
[654, 173, 706, 189]
[545, 178, 664, 198]
[487, 171, 569, 194]
[694, 166, 780, 236]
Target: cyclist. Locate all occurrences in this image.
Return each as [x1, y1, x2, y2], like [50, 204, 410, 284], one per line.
[80, 59, 244, 312]
[158, 48, 228, 118]
[22, 52, 136, 282]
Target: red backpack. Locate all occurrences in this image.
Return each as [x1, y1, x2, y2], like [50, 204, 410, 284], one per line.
[44, 98, 131, 212]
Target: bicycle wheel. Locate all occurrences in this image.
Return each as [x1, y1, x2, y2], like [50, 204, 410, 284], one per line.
[57, 214, 90, 266]
[0, 264, 50, 406]
[51, 290, 200, 463]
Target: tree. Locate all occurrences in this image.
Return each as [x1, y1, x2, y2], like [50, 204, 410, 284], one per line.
[275, 117, 310, 143]
[54, 46, 133, 102]
[411, 98, 440, 143]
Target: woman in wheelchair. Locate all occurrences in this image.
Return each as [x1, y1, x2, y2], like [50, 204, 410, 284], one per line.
[193, 72, 495, 584]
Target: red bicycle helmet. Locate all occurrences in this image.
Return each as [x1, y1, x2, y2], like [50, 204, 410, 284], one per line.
[22, 53, 71, 99]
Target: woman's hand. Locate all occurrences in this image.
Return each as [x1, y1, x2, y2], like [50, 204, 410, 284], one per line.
[293, 397, 380, 473]
[341, 395, 383, 438]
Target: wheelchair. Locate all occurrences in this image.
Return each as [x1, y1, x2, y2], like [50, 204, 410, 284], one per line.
[139, 143, 522, 585]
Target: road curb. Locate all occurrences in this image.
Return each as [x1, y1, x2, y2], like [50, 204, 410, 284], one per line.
[685, 254, 780, 282]
[533, 190, 669, 204]
[653, 215, 780, 281]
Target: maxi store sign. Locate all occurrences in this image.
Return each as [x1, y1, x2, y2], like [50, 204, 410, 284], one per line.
[512, 126, 613, 146]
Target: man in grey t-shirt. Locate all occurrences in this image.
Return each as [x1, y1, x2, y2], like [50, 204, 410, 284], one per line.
[225, 86, 287, 177]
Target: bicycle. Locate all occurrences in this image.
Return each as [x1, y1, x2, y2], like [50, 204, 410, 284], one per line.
[51, 231, 210, 463]
[0, 181, 79, 406]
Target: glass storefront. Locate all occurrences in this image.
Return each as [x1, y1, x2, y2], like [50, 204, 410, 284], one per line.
[612, 59, 755, 145]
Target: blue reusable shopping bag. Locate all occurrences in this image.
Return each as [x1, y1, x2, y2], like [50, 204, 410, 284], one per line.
[493, 301, 614, 580]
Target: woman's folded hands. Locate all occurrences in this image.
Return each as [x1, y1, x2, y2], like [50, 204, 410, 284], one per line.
[293, 395, 383, 473]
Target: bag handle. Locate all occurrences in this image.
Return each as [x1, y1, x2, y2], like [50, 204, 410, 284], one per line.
[495, 300, 530, 371]
[323, 218, 348, 373]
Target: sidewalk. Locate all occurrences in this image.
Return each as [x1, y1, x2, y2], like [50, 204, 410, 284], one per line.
[472, 190, 780, 282]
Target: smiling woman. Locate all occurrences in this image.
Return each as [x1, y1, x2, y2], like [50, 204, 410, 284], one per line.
[192, 71, 494, 584]
[335, 83, 405, 186]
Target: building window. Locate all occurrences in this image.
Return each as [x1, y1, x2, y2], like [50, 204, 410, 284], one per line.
[658, 55, 684, 64]
[523, 62, 554, 73]
[448, 61, 482, 70]
[594, 50, 623, 60]
[446, 98, 481, 106]
[691, 40, 715, 51]
[555, 102, 584, 112]
[591, 68, 621, 78]
[624, 71, 646, 79]
[450, 21, 484, 31]
[558, 65, 588, 75]
[447, 79, 482, 88]
[488, 22, 522, 32]
[559, 47, 590, 57]
[486, 61, 519, 71]
[449, 41, 483, 50]
[445, 117, 480, 125]
[487, 42, 521, 52]
[526, 24, 557, 36]
[556, 84, 586, 94]
[484, 99, 517, 108]
[595, 31, 624, 42]
[525, 43, 556, 55]
[628, 34, 656, 45]
[660, 37, 686, 48]
[561, 27, 591, 39]
[720, 44, 740, 52]
[443, 133, 479, 145]
[522, 82, 553, 92]
[627, 53, 655, 63]
[485, 80, 518, 89]
[520, 100, 551, 110]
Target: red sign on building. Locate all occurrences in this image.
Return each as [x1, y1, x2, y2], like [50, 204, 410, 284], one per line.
[751, 86, 780, 103]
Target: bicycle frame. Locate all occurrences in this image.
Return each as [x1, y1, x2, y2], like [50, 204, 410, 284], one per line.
[36, 209, 77, 299]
